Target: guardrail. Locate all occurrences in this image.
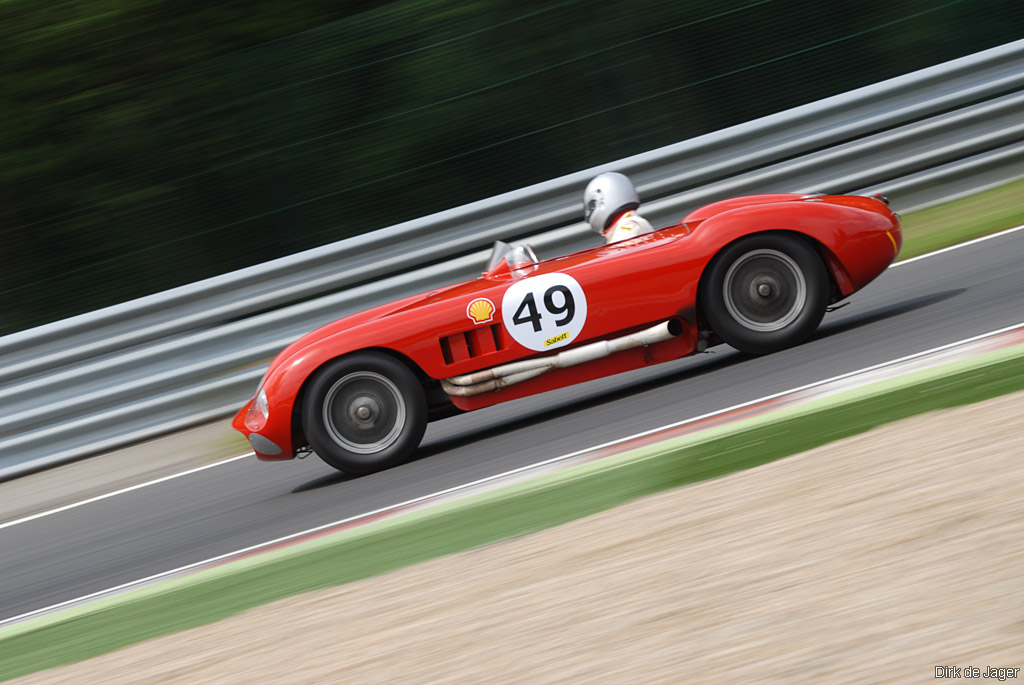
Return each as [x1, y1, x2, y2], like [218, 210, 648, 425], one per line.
[2, 39, 1023, 480]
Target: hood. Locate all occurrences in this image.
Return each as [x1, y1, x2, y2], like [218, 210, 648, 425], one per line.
[263, 277, 497, 378]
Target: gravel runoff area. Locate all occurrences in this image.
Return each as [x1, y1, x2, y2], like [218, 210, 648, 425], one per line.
[14, 390, 1024, 684]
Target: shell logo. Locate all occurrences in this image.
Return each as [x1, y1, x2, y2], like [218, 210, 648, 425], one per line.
[466, 298, 495, 324]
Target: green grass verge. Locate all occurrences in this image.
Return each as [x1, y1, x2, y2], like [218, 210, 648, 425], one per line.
[2, 342, 1024, 680]
[898, 176, 1024, 261]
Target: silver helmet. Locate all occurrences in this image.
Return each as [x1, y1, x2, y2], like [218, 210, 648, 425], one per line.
[583, 172, 640, 234]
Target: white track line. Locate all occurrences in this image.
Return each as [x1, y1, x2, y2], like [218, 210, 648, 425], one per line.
[2, 221, 1023, 534]
[0, 453, 253, 532]
[3, 319, 1024, 629]
[892, 223, 1024, 266]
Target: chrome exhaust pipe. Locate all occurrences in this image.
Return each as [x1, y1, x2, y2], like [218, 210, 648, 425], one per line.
[442, 319, 683, 397]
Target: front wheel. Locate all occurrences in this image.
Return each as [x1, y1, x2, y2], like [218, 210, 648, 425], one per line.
[700, 234, 829, 355]
[302, 353, 427, 475]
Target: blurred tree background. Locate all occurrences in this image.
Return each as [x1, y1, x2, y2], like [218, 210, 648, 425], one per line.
[1, 0, 1022, 333]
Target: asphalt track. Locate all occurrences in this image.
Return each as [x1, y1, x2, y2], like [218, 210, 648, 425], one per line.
[2, 228, 1024, 623]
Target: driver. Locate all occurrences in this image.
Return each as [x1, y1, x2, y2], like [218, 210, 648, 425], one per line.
[582, 171, 654, 244]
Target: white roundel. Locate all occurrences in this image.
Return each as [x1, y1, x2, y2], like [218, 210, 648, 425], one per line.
[501, 273, 588, 352]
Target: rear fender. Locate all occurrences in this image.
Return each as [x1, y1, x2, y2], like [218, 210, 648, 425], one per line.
[695, 229, 852, 309]
[689, 200, 893, 298]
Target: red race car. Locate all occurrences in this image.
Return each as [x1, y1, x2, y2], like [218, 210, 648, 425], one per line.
[234, 191, 901, 474]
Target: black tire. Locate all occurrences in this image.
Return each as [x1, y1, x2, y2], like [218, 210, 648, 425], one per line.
[301, 352, 427, 475]
[700, 233, 829, 355]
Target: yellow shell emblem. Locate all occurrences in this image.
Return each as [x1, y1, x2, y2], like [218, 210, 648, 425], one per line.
[467, 298, 495, 324]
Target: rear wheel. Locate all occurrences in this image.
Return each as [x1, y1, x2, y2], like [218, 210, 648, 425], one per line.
[701, 234, 829, 355]
[302, 353, 427, 475]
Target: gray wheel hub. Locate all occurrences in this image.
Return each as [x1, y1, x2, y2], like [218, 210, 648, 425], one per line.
[723, 248, 807, 332]
[323, 371, 406, 454]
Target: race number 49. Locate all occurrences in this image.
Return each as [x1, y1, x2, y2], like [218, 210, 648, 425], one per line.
[501, 273, 588, 351]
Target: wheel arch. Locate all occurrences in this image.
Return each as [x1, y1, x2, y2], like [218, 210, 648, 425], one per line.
[289, 346, 453, 454]
[695, 229, 845, 334]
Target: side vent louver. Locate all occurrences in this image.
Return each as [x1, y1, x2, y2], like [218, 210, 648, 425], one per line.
[440, 324, 505, 364]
